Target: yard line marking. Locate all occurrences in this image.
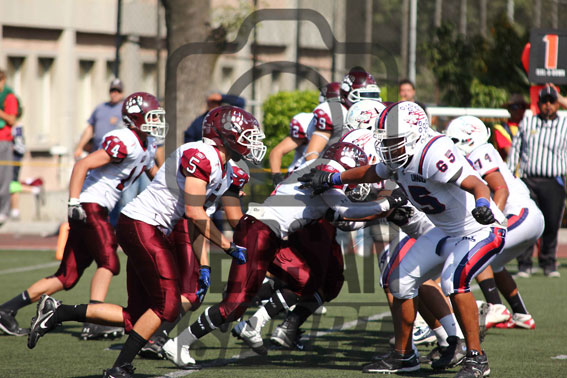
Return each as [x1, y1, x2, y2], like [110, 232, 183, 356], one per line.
[0, 261, 59, 275]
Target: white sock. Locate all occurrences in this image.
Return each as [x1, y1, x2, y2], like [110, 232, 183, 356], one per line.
[248, 306, 271, 331]
[172, 327, 198, 347]
[440, 314, 464, 339]
[433, 326, 449, 347]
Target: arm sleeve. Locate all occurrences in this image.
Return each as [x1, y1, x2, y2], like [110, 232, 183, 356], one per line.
[179, 148, 212, 182]
[101, 134, 128, 160]
[321, 188, 390, 219]
[289, 118, 307, 140]
[313, 108, 334, 132]
[230, 166, 250, 189]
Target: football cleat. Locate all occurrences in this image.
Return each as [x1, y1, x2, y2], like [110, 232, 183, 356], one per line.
[485, 303, 512, 329]
[420, 344, 444, 364]
[0, 309, 29, 336]
[413, 314, 436, 345]
[102, 363, 135, 378]
[231, 320, 267, 355]
[455, 350, 490, 378]
[163, 339, 199, 369]
[139, 332, 169, 359]
[28, 294, 60, 349]
[431, 336, 467, 370]
[270, 320, 304, 350]
[313, 305, 327, 315]
[362, 350, 420, 374]
[477, 301, 490, 342]
[495, 313, 535, 330]
[81, 323, 124, 340]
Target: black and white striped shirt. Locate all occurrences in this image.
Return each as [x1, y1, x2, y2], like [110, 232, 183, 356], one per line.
[508, 112, 567, 177]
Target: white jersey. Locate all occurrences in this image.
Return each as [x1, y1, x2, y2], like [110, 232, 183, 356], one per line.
[288, 112, 313, 169]
[122, 142, 243, 234]
[466, 143, 532, 216]
[376, 133, 506, 237]
[306, 101, 348, 140]
[247, 160, 390, 239]
[80, 128, 157, 210]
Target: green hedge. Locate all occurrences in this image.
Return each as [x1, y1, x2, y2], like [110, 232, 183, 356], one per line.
[262, 90, 319, 169]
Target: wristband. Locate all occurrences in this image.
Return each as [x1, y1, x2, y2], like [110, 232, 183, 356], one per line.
[475, 198, 490, 208]
[330, 173, 343, 185]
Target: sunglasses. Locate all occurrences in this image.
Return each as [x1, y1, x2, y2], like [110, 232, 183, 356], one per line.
[508, 103, 526, 110]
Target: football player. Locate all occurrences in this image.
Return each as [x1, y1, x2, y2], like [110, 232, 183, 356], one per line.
[0, 92, 162, 339]
[162, 142, 407, 368]
[302, 68, 381, 163]
[26, 106, 265, 378]
[299, 101, 507, 376]
[446, 116, 543, 329]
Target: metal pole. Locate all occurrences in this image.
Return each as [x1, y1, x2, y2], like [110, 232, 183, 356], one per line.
[156, 1, 161, 98]
[113, 0, 122, 78]
[295, 2, 301, 89]
[408, 0, 417, 83]
[251, 0, 258, 115]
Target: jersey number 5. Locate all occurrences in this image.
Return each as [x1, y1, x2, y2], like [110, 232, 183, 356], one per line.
[408, 185, 446, 214]
[185, 156, 201, 174]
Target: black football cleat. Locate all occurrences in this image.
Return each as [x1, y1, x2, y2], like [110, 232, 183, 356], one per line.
[80, 322, 124, 340]
[0, 309, 29, 336]
[139, 332, 169, 359]
[102, 363, 135, 378]
[28, 294, 60, 349]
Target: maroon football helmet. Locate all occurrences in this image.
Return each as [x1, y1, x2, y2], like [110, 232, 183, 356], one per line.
[122, 92, 167, 138]
[340, 69, 382, 108]
[322, 141, 369, 171]
[202, 105, 266, 164]
[319, 82, 342, 103]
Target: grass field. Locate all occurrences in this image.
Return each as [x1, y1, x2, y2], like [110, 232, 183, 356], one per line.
[1, 249, 566, 377]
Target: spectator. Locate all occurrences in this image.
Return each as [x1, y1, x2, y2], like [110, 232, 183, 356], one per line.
[184, 92, 245, 143]
[10, 120, 25, 219]
[508, 86, 567, 278]
[399, 78, 427, 113]
[73, 78, 124, 159]
[0, 69, 19, 225]
[492, 94, 527, 160]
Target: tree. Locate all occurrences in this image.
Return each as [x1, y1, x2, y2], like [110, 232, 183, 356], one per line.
[161, 0, 226, 146]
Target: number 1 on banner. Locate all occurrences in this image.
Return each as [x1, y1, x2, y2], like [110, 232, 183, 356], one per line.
[543, 34, 558, 70]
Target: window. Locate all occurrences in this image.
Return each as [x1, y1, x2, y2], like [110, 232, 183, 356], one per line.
[78, 60, 94, 134]
[37, 58, 54, 145]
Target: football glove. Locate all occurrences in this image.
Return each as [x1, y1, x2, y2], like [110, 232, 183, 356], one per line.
[298, 168, 340, 196]
[472, 206, 496, 225]
[68, 198, 87, 222]
[272, 173, 284, 187]
[472, 198, 495, 225]
[386, 206, 414, 227]
[225, 242, 248, 265]
[386, 188, 408, 209]
[196, 266, 211, 303]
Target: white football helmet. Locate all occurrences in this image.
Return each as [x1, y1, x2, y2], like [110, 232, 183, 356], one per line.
[445, 116, 491, 155]
[377, 101, 432, 170]
[345, 100, 387, 132]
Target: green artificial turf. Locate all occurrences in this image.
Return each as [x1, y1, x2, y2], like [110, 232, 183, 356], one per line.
[0, 250, 566, 377]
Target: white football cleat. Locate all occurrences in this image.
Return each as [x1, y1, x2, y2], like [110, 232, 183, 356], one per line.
[485, 303, 512, 328]
[499, 313, 535, 329]
[232, 321, 267, 355]
[163, 339, 196, 367]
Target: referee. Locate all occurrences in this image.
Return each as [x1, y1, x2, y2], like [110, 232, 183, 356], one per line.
[508, 86, 567, 278]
